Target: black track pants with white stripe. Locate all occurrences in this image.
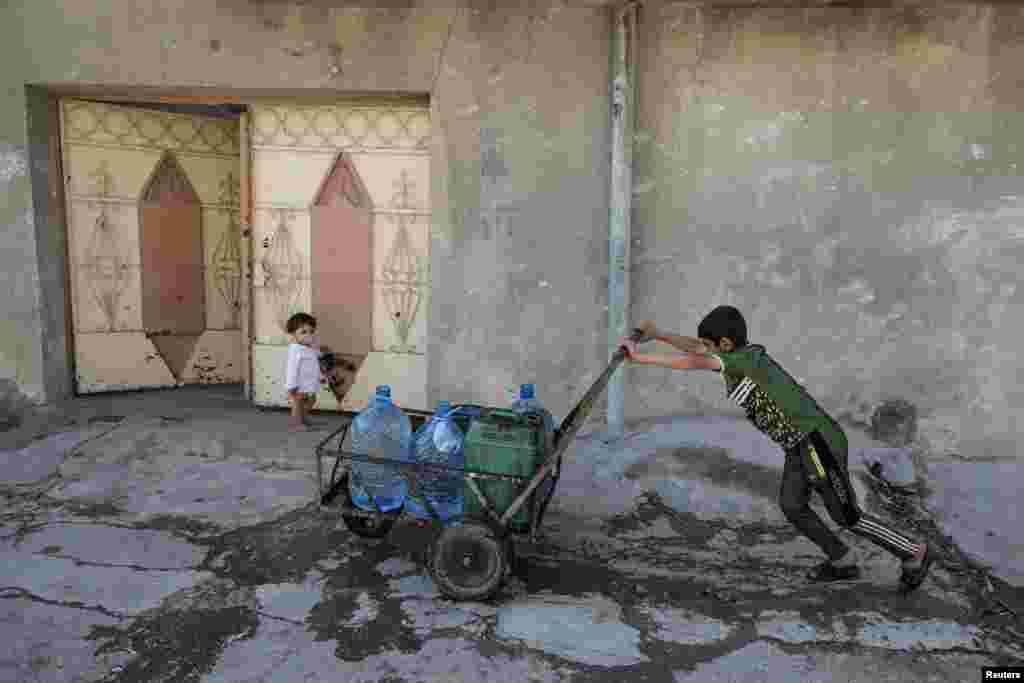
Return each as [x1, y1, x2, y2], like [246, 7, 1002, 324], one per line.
[781, 434, 923, 562]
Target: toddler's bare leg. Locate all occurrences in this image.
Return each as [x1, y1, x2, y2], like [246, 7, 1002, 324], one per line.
[289, 392, 308, 431]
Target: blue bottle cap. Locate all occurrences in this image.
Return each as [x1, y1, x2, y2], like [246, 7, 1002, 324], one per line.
[520, 384, 535, 400]
[436, 400, 450, 416]
[375, 385, 391, 398]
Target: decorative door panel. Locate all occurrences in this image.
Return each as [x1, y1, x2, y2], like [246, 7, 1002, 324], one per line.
[180, 331, 242, 384]
[61, 99, 243, 392]
[139, 206, 204, 335]
[349, 153, 432, 211]
[251, 104, 430, 150]
[251, 344, 289, 407]
[203, 205, 242, 331]
[249, 103, 431, 412]
[65, 199, 144, 334]
[63, 146, 164, 198]
[374, 286, 429, 355]
[371, 167, 430, 355]
[311, 153, 374, 358]
[73, 333, 177, 391]
[251, 208, 311, 345]
[172, 154, 241, 206]
[139, 153, 205, 339]
[339, 351, 427, 413]
[252, 149, 335, 208]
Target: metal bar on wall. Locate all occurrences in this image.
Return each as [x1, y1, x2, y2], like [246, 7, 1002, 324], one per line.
[53, 97, 77, 396]
[239, 111, 254, 399]
[607, 2, 639, 438]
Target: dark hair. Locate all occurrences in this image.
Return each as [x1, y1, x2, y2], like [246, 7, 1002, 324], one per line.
[698, 305, 748, 348]
[286, 312, 317, 334]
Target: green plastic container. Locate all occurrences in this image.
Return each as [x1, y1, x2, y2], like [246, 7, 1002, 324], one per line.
[462, 408, 546, 532]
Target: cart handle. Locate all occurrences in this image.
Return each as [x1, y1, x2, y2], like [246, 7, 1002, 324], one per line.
[315, 421, 351, 457]
[551, 328, 644, 450]
[616, 328, 646, 356]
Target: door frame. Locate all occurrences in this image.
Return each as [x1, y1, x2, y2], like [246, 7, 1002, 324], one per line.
[42, 85, 430, 401]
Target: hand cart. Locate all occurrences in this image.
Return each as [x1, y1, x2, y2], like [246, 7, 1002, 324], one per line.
[314, 332, 641, 601]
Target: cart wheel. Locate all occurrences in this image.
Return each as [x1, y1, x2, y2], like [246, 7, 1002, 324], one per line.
[336, 472, 397, 539]
[429, 522, 506, 601]
[342, 512, 396, 539]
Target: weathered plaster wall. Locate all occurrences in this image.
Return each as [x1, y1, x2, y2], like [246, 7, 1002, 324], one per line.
[0, 137, 45, 404]
[632, 2, 1024, 461]
[428, 3, 612, 417]
[0, 0, 613, 423]
[11, 0, 1019, 465]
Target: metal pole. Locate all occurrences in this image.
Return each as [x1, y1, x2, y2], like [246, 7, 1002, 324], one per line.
[607, 3, 636, 438]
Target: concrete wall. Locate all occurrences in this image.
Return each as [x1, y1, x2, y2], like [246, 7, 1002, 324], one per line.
[4, 0, 1022, 466]
[632, 2, 1024, 462]
[0, 0, 613, 424]
[428, 3, 612, 417]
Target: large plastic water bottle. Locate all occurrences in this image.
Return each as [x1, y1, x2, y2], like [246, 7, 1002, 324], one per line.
[511, 384, 556, 438]
[511, 384, 557, 500]
[406, 400, 465, 522]
[349, 386, 412, 513]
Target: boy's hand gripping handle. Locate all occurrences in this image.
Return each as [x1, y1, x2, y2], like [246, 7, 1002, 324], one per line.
[613, 328, 645, 361]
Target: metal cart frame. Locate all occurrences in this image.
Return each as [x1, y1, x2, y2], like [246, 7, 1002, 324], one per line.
[313, 332, 639, 601]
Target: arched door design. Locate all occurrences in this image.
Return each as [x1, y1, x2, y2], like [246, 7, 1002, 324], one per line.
[139, 151, 205, 381]
[310, 152, 374, 402]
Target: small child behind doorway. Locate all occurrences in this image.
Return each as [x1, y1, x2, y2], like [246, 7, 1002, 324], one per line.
[284, 312, 345, 432]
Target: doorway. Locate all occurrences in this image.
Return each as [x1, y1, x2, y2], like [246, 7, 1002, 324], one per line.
[56, 96, 433, 412]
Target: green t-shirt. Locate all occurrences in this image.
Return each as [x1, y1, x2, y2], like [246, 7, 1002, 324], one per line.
[709, 344, 848, 459]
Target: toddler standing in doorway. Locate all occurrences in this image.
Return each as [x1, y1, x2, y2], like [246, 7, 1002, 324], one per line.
[285, 312, 324, 431]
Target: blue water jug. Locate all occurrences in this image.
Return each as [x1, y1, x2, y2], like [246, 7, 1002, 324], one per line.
[511, 384, 556, 438]
[511, 383, 556, 499]
[406, 400, 465, 522]
[349, 385, 412, 513]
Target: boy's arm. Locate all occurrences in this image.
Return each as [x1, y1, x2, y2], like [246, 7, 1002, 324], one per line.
[651, 329, 709, 355]
[631, 352, 722, 371]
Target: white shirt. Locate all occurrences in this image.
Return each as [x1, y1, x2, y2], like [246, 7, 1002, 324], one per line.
[285, 343, 321, 395]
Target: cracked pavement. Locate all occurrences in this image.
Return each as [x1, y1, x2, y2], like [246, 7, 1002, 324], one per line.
[1, 385, 1021, 682]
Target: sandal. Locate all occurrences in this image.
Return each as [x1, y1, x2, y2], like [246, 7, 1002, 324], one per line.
[807, 561, 861, 582]
[899, 544, 933, 592]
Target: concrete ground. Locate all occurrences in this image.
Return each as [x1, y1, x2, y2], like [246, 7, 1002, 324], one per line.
[1, 384, 1021, 682]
